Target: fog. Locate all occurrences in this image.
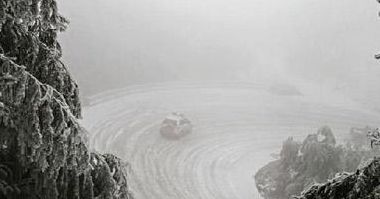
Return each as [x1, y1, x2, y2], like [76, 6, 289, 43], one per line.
[57, 1, 380, 198]
[60, 0, 380, 105]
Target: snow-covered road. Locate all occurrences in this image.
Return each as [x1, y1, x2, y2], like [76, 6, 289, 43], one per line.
[82, 82, 380, 199]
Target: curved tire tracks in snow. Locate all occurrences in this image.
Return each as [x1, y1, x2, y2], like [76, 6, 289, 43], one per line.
[82, 82, 380, 199]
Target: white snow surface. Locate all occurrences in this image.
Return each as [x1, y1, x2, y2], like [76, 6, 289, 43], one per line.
[81, 81, 380, 199]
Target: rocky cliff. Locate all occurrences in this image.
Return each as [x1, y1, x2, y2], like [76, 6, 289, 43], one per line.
[0, 0, 133, 198]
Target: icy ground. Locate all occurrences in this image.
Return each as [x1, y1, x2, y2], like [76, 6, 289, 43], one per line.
[81, 81, 380, 199]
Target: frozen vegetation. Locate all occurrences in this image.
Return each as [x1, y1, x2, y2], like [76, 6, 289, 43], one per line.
[255, 126, 380, 199]
[0, 1, 133, 198]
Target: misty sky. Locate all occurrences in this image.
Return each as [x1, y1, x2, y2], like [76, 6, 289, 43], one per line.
[60, 0, 380, 106]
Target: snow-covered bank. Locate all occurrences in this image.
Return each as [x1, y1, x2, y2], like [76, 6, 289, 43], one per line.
[82, 81, 380, 199]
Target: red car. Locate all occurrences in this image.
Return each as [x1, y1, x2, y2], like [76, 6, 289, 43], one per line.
[160, 113, 193, 139]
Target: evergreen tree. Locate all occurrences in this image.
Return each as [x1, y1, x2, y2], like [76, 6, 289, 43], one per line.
[0, 1, 133, 198]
